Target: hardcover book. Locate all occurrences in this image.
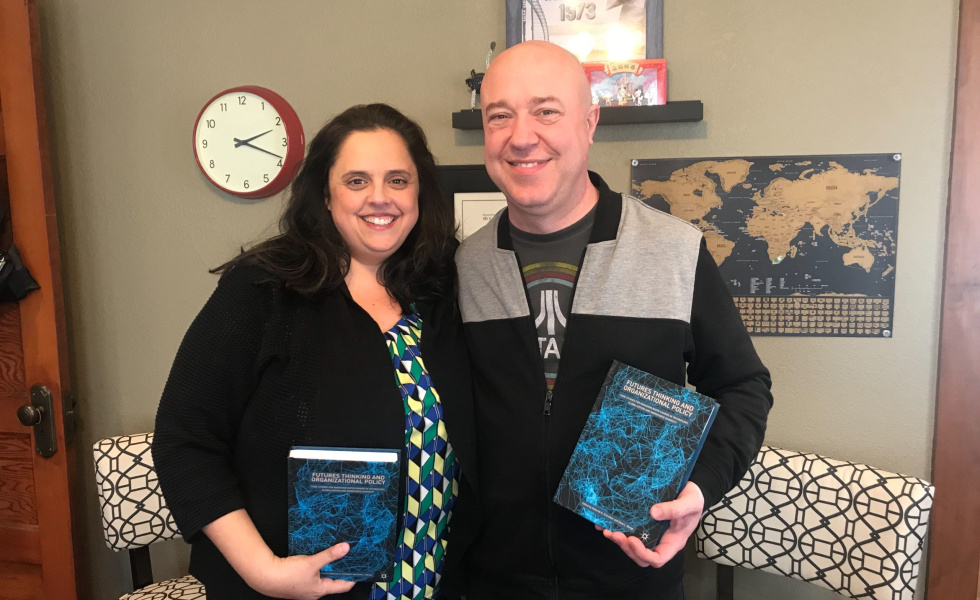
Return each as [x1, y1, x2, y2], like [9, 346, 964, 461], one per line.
[288, 447, 401, 582]
[554, 361, 719, 547]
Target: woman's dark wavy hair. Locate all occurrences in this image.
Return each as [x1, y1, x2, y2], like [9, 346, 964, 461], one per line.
[215, 103, 456, 307]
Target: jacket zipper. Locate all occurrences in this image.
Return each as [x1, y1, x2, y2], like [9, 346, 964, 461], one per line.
[541, 242, 588, 416]
[542, 244, 590, 600]
[516, 242, 590, 599]
[509, 250, 562, 595]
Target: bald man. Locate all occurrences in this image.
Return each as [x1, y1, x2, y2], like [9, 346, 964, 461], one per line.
[452, 42, 772, 600]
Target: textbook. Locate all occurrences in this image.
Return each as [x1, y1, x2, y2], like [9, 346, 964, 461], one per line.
[287, 447, 401, 582]
[554, 361, 719, 547]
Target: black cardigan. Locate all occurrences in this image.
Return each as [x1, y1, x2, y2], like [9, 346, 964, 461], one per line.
[152, 264, 478, 600]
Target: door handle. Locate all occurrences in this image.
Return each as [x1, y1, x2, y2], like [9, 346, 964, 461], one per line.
[16, 403, 44, 426]
[16, 385, 57, 458]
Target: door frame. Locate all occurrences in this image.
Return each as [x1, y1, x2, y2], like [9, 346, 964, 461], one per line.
[927, 0, 980, 597]
[0, 0, 79, 598]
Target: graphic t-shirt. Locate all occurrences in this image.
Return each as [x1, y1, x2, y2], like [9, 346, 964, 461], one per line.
[510, 206, 596, 390]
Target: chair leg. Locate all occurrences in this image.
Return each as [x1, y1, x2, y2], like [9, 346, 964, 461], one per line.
[129, 546, 153, 590]
[716, 563, 734, 600]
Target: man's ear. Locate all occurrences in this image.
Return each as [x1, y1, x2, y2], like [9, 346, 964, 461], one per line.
[586, 103, 600, 145]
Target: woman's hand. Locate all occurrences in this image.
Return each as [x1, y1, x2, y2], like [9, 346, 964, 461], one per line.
[248, 543, 356, 599]
[203, 510, 356, 599]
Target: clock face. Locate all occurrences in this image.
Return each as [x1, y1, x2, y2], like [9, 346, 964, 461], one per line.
[193, 87, 304, 198]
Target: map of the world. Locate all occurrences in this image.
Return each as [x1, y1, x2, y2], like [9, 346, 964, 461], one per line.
[631, 154, 900, 337]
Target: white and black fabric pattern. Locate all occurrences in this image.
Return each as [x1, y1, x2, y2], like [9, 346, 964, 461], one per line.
[94, 432, 181, 551]
[119, 575, 205, 600]
[696, 446, 934, 600]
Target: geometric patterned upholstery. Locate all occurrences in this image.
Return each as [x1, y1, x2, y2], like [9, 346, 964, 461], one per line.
[93, 432, 182, 551]
[696, 446, 934, 600]
[94, 433, 205, 599]
[119, 575, 205, 600]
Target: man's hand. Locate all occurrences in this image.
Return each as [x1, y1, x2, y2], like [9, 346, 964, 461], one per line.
[600, 481, 705, 568]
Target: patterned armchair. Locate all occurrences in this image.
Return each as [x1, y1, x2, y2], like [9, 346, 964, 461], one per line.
[93, 432, 206, 599]
[695, 446, 934, 600]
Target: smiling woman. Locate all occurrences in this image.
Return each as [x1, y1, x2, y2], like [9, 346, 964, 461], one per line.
[152, 104, 479, 600]
[326, 129, 420, 274]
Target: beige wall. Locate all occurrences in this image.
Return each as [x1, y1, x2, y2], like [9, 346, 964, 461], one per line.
[34, 1, 957, 599]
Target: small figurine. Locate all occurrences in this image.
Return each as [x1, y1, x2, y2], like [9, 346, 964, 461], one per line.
[466, 42, 496, 110]
[617, 81, 630, 106]
[633, 87, 645, 106]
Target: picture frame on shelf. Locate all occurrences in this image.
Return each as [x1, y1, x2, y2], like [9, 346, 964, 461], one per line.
[584, 59, 666, 107]
[505, 0, 664, 61]
[438, 165, 507, 241]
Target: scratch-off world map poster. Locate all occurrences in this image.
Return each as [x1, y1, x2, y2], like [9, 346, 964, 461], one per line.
[631, 154, 901, 337]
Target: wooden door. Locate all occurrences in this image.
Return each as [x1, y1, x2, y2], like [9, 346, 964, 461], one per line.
[0, 1, 80, 599]
[927, 0, 980, 597]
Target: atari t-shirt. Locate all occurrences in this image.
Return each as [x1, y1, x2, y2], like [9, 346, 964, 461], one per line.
[510, 205, 596, 391]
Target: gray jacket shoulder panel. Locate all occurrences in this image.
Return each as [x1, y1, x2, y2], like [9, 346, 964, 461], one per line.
[572, 194, 703, 323]
[456, 211, 530, 324]
[457, 194, 705, 325]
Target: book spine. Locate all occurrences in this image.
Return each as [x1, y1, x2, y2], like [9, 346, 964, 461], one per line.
[677, 403, 719, 490]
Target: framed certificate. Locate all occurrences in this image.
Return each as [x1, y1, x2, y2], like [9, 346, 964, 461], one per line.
[505, 0, 664, 61]
[438, 165, 508, 241]
[454, 193, 508, 241]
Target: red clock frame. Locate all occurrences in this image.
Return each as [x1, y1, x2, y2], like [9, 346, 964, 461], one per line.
[192, 85, 305, 199]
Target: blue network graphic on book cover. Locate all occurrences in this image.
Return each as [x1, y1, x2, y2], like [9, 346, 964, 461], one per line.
[288, 447, 401, 582]
[554, 361, 719, 547]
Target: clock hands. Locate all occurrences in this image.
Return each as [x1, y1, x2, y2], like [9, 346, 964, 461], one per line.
[236, 140, 283, 160]
[234, 130, 272, 147]
[233, 130, 283, 159]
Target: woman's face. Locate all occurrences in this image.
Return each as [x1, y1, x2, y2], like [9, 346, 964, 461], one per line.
[327, 129, 420, 268]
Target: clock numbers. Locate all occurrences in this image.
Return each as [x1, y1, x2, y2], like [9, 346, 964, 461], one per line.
[209, 160, 215, 168]
[244, 180, 250, 189]
[282, 137, 287, 147]
[220, 103, 227, 112]
[202, 139, 208, 148]
[261, 102, 266, 110]
[263, 174, 269, 183]
[238, 96, 246, 105]
[225, 174, 231, 183]
[275, 117, 281, 126]
[206, 119, 216, 128]
[277, 159, 283, 167]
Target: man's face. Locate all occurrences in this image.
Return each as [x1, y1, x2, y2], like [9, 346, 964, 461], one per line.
[481, 45, 598, 228]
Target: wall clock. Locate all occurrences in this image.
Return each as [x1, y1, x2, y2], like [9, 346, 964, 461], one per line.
[193, 85, 305, 199]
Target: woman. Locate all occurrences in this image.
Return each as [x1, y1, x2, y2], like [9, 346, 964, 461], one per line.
[153, 104, 477, 600]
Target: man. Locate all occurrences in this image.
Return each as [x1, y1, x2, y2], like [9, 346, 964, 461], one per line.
[452, 41, 773, 600]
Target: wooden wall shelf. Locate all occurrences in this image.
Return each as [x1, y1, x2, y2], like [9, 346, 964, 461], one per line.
[451, 100, 703, 130]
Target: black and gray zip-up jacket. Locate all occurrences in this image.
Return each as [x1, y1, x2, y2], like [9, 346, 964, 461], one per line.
[453, 172, 773, 600]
